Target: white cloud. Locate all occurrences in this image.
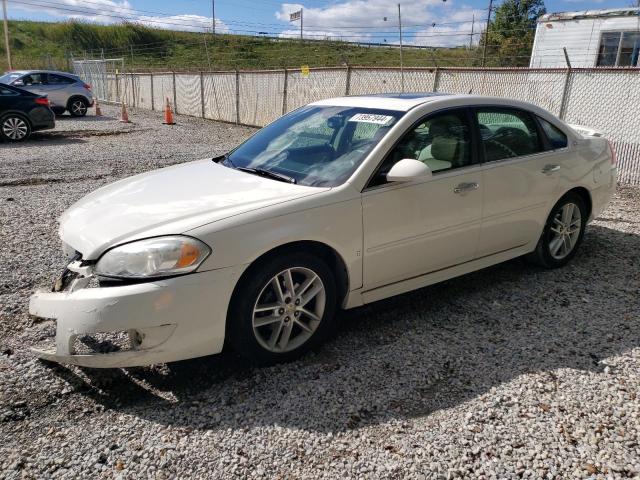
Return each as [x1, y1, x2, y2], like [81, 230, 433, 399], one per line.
[9, 0, 228, 33]
[410, 7, 486, 47]
[275, 0, 486, 47]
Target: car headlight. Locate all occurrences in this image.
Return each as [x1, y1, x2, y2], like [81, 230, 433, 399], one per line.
[95, 236, 211, 279]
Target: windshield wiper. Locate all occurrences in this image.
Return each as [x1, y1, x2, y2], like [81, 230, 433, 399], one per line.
[236, 167, 297, 184]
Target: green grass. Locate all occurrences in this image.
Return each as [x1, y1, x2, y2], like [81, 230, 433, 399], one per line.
[0, 20, 516, 72]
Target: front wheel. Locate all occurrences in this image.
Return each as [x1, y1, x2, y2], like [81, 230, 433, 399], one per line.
[529, 192, 587, 268]
[227, 253, 337, 365]
[0, 114, 31, 142]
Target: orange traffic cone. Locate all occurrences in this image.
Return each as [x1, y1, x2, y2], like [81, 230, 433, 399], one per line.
[163, 97, 175, 125]
[119, 102, 131, 123]
[94, 98, 102, 116]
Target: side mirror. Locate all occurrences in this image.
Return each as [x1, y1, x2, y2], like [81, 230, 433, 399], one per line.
[386, 158, 432, 182]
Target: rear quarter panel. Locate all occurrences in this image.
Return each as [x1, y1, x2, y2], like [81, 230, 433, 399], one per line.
[555, 135, 615, 221]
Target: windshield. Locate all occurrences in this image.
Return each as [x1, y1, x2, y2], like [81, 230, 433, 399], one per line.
[224, 105, 404, 187]
[0, 73, 22, 84]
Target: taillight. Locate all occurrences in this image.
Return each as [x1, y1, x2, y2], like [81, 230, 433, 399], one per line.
[607, 140, 617, 166]
[34, 97, 49, 106]
[83, 83, 92, 90]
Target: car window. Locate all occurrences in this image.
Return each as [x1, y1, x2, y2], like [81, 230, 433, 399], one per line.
[476, 108, 542, 162]
[225, 106, 404, 187]
[0, 86, 17, 96]
[538, 116, 568, 150]
[48, 74, 75, 85]
[371, 109, 472, 187]
[17, 73, 46, 86]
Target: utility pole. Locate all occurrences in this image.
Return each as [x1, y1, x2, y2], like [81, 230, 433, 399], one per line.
[212, 0, 215, 35]
[398, 3, 404, 92]
[469, 14, 475, 49]
[481, 0, 493, 67]
[2, 0, 11, 70]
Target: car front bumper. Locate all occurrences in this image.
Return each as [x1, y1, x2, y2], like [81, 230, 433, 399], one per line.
[29, 266, 242, 368]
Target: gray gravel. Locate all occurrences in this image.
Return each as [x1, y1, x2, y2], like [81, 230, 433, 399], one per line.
[1, 105, 639, 479]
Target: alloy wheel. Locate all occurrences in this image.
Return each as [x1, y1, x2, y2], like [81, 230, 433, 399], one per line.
[549, 202, 582, 260]
[252, 267, 326, 353]
[71, 100, 87, 116]
[2, 117, 28, 140]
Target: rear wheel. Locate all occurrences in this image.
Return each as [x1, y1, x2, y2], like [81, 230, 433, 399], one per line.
[0, 114, 31, 142]
[68, 97, 88, 117]
[529, 192, 587, 268]
[227, 252, 337, 365]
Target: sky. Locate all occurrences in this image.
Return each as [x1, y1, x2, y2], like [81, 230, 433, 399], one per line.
[5, 0, 635, 47]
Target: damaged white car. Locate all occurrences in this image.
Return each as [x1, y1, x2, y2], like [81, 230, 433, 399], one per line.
[30, 94, 617, 368]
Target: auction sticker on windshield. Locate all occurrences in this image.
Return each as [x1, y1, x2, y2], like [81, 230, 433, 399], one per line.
[348, 113, 395, 125]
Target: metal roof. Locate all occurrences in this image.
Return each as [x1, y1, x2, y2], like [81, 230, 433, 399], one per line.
[539, 7, 640, 22]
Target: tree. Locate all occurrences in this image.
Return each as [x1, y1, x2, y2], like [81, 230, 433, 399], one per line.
[482, 0, 546, 66]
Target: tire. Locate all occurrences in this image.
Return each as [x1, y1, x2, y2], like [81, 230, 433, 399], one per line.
[0, 114, 31, 142]
[227, 252, 337, 366]
[68, 97, 88, 117]
[528, 192, 587, 268]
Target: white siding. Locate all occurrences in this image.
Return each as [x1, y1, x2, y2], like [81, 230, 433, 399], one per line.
[530, 15, 640, 68]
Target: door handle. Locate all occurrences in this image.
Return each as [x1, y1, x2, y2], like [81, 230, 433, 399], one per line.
[542, 164, 561, 174]
[453, 182, 479, 194]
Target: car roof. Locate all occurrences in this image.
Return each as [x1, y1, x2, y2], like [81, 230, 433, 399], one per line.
[4, 70, 79, 78]
[311, 93, 453, 111]
[311, 93, 546, 113]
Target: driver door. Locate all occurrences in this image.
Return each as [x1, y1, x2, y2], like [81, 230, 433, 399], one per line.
[362, 108, 483, 291]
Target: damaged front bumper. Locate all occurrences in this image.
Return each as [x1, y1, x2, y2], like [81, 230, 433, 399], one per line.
[29, 263, 241, 368]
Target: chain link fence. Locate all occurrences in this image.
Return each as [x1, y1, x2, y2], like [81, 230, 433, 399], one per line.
[73, 62, 640, 185]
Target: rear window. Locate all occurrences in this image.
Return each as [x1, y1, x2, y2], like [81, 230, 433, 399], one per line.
[538, 117, 568, 150]
[0, 72, 22, 84]
[0, 86, 18, 96]
[48, 74, 75, 85]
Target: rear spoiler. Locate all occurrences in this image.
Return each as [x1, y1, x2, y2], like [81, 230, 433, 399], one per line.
[567, 124, 605, 138]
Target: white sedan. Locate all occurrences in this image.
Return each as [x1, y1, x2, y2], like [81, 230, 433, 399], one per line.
[29, 93, 616, 367]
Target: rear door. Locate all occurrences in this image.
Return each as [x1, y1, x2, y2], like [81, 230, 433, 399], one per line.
[44, 73, 76, 108]
[474, 107, 562, 257]
[0, 85, 21, 113]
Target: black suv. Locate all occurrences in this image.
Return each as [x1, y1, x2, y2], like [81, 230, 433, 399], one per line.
[0, 83, 55, 142]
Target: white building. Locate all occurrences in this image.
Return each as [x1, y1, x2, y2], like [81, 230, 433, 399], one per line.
[530, 8, 640, 68]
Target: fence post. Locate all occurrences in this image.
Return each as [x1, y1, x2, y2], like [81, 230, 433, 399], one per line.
[115, 71, 120, 104]
[282, 68, 288, 115]
[131, 74, 136, 108]
[559, 48, 572, 120]
[150, 72, 154, 111]
[172, 71, 178, 115]
[235, 68, 240, 125]
[345, 65, 351, 96]
[432, 67, 440, 92]
[200, 71, 205, 118]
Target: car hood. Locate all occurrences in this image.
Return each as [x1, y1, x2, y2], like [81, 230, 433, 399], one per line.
[60, 160, 327, 259]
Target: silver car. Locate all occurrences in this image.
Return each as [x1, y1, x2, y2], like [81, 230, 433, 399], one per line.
[0, 70, 94, 117]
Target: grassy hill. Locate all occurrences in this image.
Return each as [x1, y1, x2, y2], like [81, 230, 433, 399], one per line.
[1, 20, 501, 73]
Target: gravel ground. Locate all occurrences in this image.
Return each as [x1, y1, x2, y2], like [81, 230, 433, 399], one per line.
[1, 105, 639, 479]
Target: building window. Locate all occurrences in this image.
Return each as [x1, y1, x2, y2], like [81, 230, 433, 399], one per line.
[597, 31, 640, 67]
